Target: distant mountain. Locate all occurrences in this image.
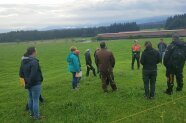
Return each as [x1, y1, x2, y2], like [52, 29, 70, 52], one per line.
[0, 15, 169, 33]
[39, 16, 168, 31]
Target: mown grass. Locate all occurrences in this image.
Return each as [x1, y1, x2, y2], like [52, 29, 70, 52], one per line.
[0, 37, 186, 123]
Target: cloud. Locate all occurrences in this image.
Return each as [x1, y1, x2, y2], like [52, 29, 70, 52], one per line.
[0, 0, 185, 31]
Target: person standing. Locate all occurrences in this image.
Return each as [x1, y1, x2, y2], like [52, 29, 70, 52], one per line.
[164, 33, 186, 95]
[131, 40, 141, 70]
[19, 47, 44, 120]
[96, 42, 117, 92]
[85, 49, 96, 77]
[140, 41, 161, 99]
[157, 39, 167, 63]
[67, 47, 81, 90]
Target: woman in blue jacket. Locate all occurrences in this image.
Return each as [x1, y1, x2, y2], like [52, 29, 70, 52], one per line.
[67, 47, 81, 89]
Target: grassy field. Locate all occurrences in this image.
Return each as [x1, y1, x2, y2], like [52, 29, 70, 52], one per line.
[0, 37, 186, 123]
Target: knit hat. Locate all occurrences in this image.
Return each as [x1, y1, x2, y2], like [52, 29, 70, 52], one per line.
[74, 50, 80, 55]
[86, 49, 90, 52]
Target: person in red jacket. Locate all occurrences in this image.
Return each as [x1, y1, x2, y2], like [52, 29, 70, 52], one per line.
[131, 40, 141, 70]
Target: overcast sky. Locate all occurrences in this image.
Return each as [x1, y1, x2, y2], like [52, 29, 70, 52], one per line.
[0, 0, 185, 31]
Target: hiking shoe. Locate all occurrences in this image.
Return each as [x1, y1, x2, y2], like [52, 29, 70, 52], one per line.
[149, 96, 155, 100]
[176, 88, 182, 92]
[164, 90, 173, 95]
[33, 116, 45, 120]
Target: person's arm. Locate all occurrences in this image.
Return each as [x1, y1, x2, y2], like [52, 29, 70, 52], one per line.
[73, 56, 80, 72]
[85, 53, 89, 65]
[66, 53, 71, 63]
[140, 51, 145, 65]
[163, 45, 172, 66]
[19, 63, 24, 78]
[165, 43, 167, 49]
[157, 51, 161, 64]
[30, 60, 39, 82]
[87, 53, 92, 65]
[95, 54, 99, 67]
[110, 52, 115, 68]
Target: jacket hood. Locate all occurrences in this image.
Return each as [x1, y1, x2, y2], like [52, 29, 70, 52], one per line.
[67, 52, 74, 62]
[145, 47, 155, 55]
[172, 40, 185, 47]
[21, 56, 34, 64]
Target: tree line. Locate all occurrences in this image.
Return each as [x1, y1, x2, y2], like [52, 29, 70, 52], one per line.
[0, 22, 139, 42]
[165, 13, 186, 30]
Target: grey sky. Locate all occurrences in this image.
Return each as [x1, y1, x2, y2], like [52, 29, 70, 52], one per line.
[0, 0, 185, 31]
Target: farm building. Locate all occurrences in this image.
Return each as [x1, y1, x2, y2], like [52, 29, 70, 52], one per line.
[97, 29, 186, 39]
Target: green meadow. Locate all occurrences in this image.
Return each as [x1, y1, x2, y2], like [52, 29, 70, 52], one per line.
[0, 37, 186, 123]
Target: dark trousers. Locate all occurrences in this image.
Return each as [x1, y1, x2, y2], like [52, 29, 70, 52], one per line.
[166, 67, 183, 93]
[100, 71, 117, 92]
[86, 64, 96, 77]
[132, 54, 140, 69]
[143, 70, 157, 97]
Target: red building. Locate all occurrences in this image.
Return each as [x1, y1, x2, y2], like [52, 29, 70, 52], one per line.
[97, 29, 186, 39]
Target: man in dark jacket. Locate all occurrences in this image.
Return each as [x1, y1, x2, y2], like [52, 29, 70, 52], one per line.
[157, 39, 167, 63]
[19, 47, 44, 120]
[85, 49, 96, 77]
[141, 41, 161, 99]
[164, 33, 186, 95]
[96, 42, 117, 92]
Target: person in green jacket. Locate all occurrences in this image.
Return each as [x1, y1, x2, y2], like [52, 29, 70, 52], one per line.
[67, 47, 81, 89]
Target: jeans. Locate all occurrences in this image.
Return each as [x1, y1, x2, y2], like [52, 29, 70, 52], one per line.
[72, 72, 78, 89]
[28, 84, 41, 118]
[25, 95, 44, 111]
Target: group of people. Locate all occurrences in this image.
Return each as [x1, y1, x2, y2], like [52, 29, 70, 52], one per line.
[19, 33, 186, 120]
[131, 38, 167, 70]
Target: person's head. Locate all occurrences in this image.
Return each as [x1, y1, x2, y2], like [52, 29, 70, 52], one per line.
[74, 50, 80, 56]
[134, 40, 138, 45]
[86, 49, 90, 52]
[160, 39, 163, 42]
[144, 41, 152, 49]
[100, 42, 106, 49]
[70, 46, 77, 52]
[172, 33, 180, 41]
[24, 47, 37, 57]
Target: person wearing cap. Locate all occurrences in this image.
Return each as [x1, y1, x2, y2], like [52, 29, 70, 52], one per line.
[140, 41, 161, 99]
[85, 49, 96, 77]
[95, 42, 117, 92]
[131, 40, 141, 70]
[163, 33, 186, 95]
[66, 47, 81, 90]
[157, 39, 167, 63]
